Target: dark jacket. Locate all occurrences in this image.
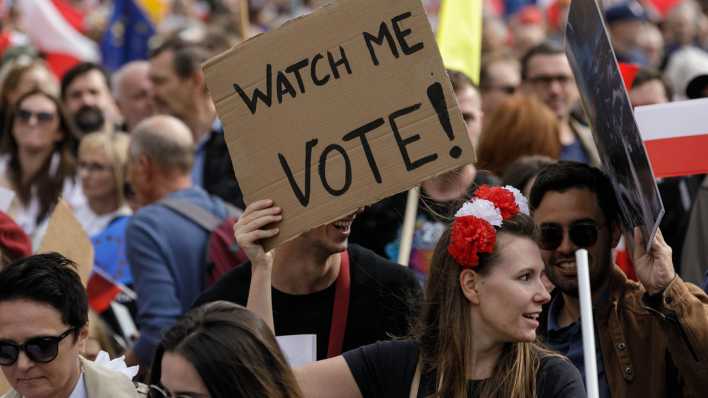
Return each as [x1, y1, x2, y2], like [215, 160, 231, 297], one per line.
[202, 130, 244, 210]
[539, 266, 708, 397]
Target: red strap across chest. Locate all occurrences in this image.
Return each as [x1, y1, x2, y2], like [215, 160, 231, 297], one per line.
[327, 250, 351, 358]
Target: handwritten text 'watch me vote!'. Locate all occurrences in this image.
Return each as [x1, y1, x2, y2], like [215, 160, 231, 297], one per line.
[231, 13, 464, 207]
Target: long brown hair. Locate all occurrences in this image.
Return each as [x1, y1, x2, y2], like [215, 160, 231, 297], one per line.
[1, 88, 78, 223]
[476, 95, 560, 177]
[414, 213, 559, 398]
[153, 301, 303, 398]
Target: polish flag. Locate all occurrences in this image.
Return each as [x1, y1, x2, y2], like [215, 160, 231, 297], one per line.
[634, 98, 708, 178]
[87, 267, 135, 314]
[16, 0, 100, 78]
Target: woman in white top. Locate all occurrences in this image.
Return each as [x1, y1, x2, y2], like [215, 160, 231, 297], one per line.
[75, 132, 131, 237]
[0, 88, 84, 246]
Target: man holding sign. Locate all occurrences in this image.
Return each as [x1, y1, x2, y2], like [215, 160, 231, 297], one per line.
[530, 162, 708, 397]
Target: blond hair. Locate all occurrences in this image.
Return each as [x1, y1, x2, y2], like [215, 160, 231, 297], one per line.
[79, 132, 130, 205]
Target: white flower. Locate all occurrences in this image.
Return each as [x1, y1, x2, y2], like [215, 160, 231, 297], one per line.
[504, 185, 530, 215]
[455, 198, 503, 227]
[93, 351, 139, 380]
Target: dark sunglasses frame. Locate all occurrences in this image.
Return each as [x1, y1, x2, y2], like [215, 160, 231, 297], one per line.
[539, 221, 604, 251]
[0, 327, 76, 366]
[15, 109, 56, 124]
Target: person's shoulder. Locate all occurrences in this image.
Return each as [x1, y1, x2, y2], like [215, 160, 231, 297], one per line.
[343, 339, 419, 367]
[349, 244, 419, 286]
[193, 261, 252, 308]
[537, 353, 585, 397]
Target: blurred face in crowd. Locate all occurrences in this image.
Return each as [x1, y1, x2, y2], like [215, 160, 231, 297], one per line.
[629, 79, 668, 107]
[78, 145, 117, 204]
[470, 233, 550, 343]
[115, 63, 155, 132]
[523, 53, 578, 120]
[456, 84, 483, 146]
[481, 60, 520, 116]
[149, 50, 195, 120]
[64, 70, 116, 133]
[12, 93, 63, 155]
[532, 188, 617, 296]
[0, 299, 87, 398]
[637, 24, 664, 68]
[608, 20, 645, 55]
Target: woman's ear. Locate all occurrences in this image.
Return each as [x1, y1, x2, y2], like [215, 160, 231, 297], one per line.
[460, 269, 481, 305]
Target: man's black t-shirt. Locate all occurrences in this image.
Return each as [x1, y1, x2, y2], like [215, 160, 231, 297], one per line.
[343, 340, 586, 398]
[193, 244, 422, 359]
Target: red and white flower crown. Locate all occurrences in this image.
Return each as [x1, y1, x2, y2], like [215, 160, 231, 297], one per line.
[448, 185, 529, 269]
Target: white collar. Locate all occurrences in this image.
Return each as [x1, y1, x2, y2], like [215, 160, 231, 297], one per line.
[67, 372, 87, 398]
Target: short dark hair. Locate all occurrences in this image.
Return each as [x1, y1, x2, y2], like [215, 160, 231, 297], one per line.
[149, 37, 209, 79]
[529, 161, 620, 224]
[632, 67, 673, 99]
[520, 40, 564, 80]
[60, 62, 111, 100]
[0, 253, 88, 334]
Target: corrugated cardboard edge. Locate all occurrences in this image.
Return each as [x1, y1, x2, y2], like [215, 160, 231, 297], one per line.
[37, 199, 93, 286]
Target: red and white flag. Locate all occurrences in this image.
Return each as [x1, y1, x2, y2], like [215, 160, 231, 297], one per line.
[635, 98, 708, 178]
[16, 0, 99, 78]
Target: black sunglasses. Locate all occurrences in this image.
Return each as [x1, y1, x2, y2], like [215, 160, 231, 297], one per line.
[16, 109, 56, 124]
[539, 221, 603, 251]
[0, 327, 76, 366]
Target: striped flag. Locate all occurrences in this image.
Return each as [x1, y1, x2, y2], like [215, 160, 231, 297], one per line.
[635, 98, 708, 178]
[16, 0, 100, 78]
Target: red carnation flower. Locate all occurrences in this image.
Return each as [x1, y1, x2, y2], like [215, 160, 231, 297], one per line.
[448, 216, 497, 268]
[475, 185, 519, 219]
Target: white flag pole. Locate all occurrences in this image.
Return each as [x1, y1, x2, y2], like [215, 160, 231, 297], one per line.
[397, 187, 420, 266]
[576, 248, 599, 398]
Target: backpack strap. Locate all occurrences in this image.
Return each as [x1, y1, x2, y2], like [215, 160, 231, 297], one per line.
[160, 198, 222, 231]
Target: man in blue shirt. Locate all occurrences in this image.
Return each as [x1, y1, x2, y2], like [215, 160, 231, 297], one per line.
[123, 115, 228, 368]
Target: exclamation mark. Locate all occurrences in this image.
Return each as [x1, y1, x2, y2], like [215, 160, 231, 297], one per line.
[427, 82, 461, 159]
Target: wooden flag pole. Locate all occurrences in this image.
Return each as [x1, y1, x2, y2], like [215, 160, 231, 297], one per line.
[240, 0, 251, 40]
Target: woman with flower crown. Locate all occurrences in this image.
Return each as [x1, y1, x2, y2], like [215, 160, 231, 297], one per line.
[238, 185, 585, 398]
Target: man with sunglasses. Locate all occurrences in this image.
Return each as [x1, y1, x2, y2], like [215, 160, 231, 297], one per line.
[0, 253, 145, 398]
[530, 161, 708, 397]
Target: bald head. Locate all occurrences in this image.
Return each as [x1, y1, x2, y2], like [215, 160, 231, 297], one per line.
[131, 115, 194, 174]
[113, 61, 155, 131]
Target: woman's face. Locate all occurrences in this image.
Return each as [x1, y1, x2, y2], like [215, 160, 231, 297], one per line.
[473, 233, 551, 343]
[160, 352, 210, 398]
[78, 146, 117, 203]
[12, 94, 63, 154]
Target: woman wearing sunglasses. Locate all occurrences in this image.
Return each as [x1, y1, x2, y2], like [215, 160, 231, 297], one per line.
[240, 186, 585, 397]
[0, 252, 146, 398]
[0, 88, 85, 247]
[148, 301, 303, 398]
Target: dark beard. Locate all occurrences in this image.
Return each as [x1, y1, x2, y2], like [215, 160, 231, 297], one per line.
[73, 105, 105, 135]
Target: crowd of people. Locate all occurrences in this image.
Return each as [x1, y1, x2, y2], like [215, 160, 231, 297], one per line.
[0, 0, 708, 397]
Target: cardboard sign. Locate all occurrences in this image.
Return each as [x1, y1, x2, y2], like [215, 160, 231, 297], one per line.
[38, 200, 94, 285]
[204, 0, 474, 249]
[565, 0, 664, 250]
[635, 98, 708, 178]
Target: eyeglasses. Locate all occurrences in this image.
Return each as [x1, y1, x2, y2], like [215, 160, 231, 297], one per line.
[527, 74, 573, 86]
[78, 161, 112, 173]
[539, 221, 603, 251]
[0, 327, 76, 366]
[148, 385, 209, 398]
[16, 109, 56, 125]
